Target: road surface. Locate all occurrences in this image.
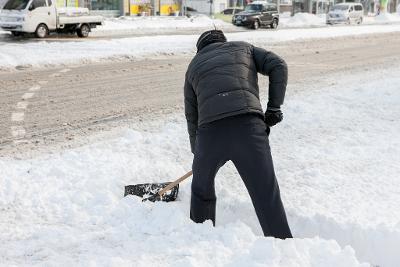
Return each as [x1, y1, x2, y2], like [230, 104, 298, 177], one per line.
[1, 32, 399, 156]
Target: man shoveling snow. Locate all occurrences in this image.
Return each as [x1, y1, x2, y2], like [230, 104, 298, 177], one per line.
[184, 29, 292, 239]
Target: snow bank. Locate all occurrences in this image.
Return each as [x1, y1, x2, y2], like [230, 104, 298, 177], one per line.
[1, 24, 400, 70]
[94, 15, 231, 35]
[1, 63, 400, 266]
[95, 16, 232, 32]
[374, 12, 400, 22]
[280, 13, 326, 28]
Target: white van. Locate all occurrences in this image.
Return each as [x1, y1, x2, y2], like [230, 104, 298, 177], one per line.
[326, 3, 364, 25]
[0, 0, 103, 38]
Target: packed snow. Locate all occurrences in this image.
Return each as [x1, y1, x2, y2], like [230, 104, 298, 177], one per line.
[1, 23, 400, 70]
[92, 15, 233, 36]
[1, 62, 399, 266]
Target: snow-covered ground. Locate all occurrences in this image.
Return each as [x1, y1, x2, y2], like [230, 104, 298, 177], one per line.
[1, 62, 399, 266]
[1, 23, 400, 70]
[89, 12, 400, 34]
[91, 15, 234, 36]
[280, 12, 400, 28]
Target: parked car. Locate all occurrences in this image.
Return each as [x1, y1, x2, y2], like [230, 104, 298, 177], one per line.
[232, 1, 279, 30]
[326, 3, 364, 25]
[0, 0, 103, 38]
[221, 8, 243, 15]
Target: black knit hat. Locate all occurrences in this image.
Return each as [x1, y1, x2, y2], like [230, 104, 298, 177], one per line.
[196, 30, 227, 52]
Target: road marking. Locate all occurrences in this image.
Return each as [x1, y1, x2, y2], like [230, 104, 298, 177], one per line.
[59, 68, 71, 73]
[11, 112, 24, 122]
[11, 126, 26, 138]
[16, 101, 29, 109]
[22, 92, 34, 100]
[29, 85, 41, 91]
[11, 79, 48, 145]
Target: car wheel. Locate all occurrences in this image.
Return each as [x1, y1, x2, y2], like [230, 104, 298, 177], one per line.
[270, 18, 278, 29]
[346, 18, 351, 25]
[35, 23, 48, 38]
[252, 20, 260, 30]
[77, 24, 90, 38]
[357, 17, 363, 24]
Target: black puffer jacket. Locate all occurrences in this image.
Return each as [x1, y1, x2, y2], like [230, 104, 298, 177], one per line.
[184, 41, 288, 152]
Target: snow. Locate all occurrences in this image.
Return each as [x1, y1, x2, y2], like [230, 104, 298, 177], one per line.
[1, 63, 399, 266]
[373, 12, 400, 22]
[92, 12, 400, 34]
[57, 7, 90, 16]
[1, 24, 400, 70]
[279, 12, 400, 27]
[92, 15, 232, 36]
[280, 13, 326, 28]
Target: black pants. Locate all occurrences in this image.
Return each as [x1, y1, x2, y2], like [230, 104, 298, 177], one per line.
[190, 114, 292, 239]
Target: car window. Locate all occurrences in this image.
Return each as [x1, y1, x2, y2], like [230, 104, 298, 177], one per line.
[267, 5, 277, 11]
[355, 5, 362, 11]
[223, 9, 232, 14]
[244, 4, 262, 12]
[30, 0, 46, 9]
[331, 5, 349, 11]
[349, 6, 354, 11]
[3, 0, 30, 10]
[47, 0, 52, 6]
[262, 5, 268, 12]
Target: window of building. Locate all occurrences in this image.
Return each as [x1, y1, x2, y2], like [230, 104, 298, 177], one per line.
[90, 0, 119, 10]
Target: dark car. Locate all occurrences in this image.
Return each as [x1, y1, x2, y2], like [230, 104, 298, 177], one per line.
[221, 8, 244, 15]
[232, 1, 279, 29]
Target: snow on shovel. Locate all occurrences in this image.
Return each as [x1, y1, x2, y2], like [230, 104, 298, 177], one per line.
[124, 171, 193, 202]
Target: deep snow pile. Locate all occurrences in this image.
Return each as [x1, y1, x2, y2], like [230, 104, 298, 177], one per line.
[1, 24, 400, 70]
[92, 15, 233, 36]
[280, 13, 326, 28]
[1, 64, 400, 266]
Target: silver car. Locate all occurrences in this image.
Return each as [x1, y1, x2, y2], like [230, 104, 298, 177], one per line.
[326, 3, 364, 25]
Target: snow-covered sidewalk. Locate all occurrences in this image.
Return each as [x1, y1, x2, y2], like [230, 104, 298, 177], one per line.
[1, 63, 399, 266]
[1, 23, 400, 70]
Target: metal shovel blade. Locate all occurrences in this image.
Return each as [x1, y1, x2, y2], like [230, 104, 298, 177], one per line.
[124, 182, 179, 202]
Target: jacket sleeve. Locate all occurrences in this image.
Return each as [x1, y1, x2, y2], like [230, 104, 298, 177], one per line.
[184, 75, 198, 153]
[252, 46, 288, 109]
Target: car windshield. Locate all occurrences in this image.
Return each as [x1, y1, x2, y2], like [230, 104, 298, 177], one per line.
[330, 5, 349, 11]
[3, 0, 31, 10]
[245, 4, 262, 12]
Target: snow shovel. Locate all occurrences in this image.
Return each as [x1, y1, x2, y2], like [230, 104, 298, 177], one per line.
[124, 170, 193, 202]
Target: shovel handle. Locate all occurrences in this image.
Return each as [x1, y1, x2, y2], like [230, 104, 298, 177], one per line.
[158, 170, 193, 197]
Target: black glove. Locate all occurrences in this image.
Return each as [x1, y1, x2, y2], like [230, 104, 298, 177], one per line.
[265, 107, 283, 127]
